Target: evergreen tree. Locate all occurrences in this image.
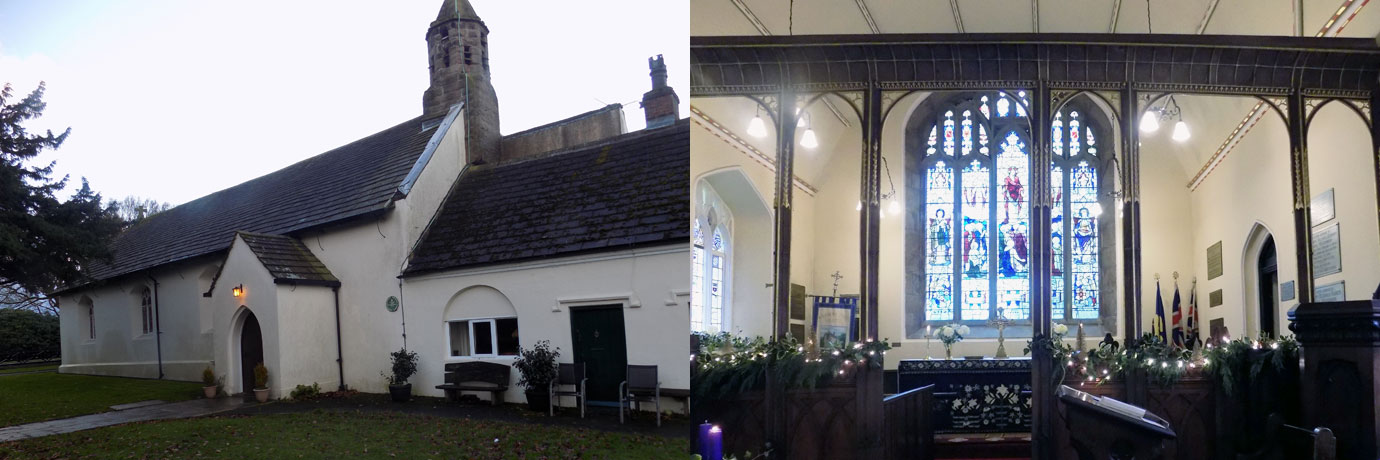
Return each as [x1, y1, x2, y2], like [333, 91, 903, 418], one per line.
[0, 82, 124, 295]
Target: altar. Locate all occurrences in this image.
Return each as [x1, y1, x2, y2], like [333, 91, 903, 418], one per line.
[898, 358, 1033, 433]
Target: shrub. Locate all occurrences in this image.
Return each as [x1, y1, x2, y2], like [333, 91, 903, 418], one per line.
[253, 362, 268, 389]
[513, 340, 559, 391]
[290, 383, 322, 400]
[201, 366, 216, 386]
[387, 348, 419, 385]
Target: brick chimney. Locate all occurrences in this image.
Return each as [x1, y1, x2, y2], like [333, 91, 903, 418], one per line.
[640, 54, 679, 129]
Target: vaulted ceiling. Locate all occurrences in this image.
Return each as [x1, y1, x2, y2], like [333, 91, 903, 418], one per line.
[691, 0, 1380, 188]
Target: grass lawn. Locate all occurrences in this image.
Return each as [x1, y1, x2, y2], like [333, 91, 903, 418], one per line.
[0, 410, 686, 459]
[0, 372, 202, 426]
[0, 363, 58, 375]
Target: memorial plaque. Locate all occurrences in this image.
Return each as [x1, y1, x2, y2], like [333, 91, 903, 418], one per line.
[1280, 280, 1296, 301]
[1207, 241, 1224, 280]
[790, 283, 806, 320]
[1209, 289, 1223, 308]
[1310, 188, 1336, 226]
[1315, 281, 1346, 302]
[1311, 223, 1342, 278]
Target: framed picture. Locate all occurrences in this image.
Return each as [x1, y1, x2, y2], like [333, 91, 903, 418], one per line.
[812, 296, 858, 345]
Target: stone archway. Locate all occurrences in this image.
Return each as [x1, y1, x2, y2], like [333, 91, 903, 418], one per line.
[232, 307, 263, 397]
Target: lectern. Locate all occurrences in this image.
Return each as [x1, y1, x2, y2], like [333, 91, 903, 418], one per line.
[1058, 385, 1176, 460]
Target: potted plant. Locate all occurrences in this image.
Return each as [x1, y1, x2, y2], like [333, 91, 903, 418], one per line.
[513, 340, 559, 412]
[386, 348, 419, 402]
[252, 362, 270, 402]
[201, 366, 218, 399]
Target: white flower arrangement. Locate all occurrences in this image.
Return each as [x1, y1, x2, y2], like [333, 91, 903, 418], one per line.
[936, 323, 968, 346]
[1052, 323, 1069, 336]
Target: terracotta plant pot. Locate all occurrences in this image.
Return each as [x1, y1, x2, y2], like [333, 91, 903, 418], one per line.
[203, 385, 217, 399]
[254, 388, 269, 403]
[389, 383, 412, 402]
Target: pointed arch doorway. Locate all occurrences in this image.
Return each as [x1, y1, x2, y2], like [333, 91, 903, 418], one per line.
[1243, 224, 1280, 338]
[1256, 236, 1278, 338]
[239, 310, 263, 400]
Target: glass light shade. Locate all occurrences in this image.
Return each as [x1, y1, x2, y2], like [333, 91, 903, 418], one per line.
[1089, 203, 1103, 217]
[1172, 120, 1190, 142]
[800, 128, 818, 148]
[888, 198, 901, 215]
[1139, 110, 1160, 133]
[856, 200, 862, 211]
[797, 114, 808, 128]
[746, 115, 767, 138]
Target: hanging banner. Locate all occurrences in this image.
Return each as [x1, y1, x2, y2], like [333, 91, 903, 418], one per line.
[812, 296, 858, 345]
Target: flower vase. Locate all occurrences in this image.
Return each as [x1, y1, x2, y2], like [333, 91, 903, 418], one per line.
[944, 344, 953, 360]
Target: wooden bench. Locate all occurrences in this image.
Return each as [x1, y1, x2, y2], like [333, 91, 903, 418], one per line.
[435, 361, 510, 406]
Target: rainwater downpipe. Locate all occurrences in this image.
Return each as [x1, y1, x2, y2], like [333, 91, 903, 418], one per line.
[332, 285, 345, 391]
[147, 275, 164, 379]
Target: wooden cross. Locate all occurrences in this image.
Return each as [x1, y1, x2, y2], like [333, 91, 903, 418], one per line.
[831, 271, 843, 297]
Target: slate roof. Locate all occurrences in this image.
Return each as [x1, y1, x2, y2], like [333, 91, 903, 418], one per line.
[79, 116, 434, 285]
[237, 232, 339, 285]
[403, 118, 689, 275]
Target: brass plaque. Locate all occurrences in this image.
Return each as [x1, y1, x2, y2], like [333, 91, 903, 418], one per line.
[1207, 241, 1224, 280]
[790, 283, 807, 321]
[1209, 289, 1223, 308]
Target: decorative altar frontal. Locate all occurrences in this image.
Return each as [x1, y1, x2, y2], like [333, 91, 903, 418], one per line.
[897, 358, 1032, 433]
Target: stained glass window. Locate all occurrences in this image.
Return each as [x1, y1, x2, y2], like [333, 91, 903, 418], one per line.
[919, 93, 1106, 327]
[920, 93, 1032, 324]
[693, 185, 732, 333]
[1050, 107, 1103, 321]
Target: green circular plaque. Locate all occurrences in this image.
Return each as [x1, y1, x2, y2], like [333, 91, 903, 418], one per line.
[385, 296, 399, 313]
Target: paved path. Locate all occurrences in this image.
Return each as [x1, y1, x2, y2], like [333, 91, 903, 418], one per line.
[0, 398, 248, 443]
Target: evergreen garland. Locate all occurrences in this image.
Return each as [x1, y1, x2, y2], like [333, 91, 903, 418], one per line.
[692, 332, 891, 400]
[1201, 334, 1298, 397]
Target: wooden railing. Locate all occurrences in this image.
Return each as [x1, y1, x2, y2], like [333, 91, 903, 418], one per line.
[883, 384, 935, 460]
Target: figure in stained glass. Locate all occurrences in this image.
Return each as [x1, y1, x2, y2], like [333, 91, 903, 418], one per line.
[998, 219, 1029, 276]
[929, 208, 952, 267]
[1001, 166, 1024, 217]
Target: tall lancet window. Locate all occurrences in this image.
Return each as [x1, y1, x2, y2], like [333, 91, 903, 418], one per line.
[139, 287, 154, 335]
[912, 93, 1112, 335]
[1051, 110, 1102, 320]
[922, 93, 1032, 323]
[692, 183, 732, 333]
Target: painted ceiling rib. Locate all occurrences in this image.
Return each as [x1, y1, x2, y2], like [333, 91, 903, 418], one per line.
[949, 0, 965, 33]
[729, 0, 771, 36]
[689, 105, 819, 196]
[1032, 0, 1040, 33]
[1195, 0, 1221, 34]
[1188, 0, 1366, 190]
[854, 0, 880, 33]
[1109, 0, 1123, 33]
[821, 99, 852, 128]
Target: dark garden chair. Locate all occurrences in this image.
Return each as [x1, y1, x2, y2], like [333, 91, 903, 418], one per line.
[548, 362, 587, 418]
[619, 364, 661, 426]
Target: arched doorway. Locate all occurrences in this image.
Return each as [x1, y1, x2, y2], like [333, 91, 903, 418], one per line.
[1256, 236, 1278, 338]
[239, 310, 263, 400]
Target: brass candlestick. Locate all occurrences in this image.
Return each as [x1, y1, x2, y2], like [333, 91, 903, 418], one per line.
[990, 307, 1012, 359]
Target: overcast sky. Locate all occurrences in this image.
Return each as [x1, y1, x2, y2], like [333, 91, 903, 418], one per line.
[1, 0, 688, 205]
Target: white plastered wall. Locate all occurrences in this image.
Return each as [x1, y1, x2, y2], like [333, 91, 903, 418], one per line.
[400, 247, 690, 411]
[57, 257, 221, 381]
[1305, 103, 1380, 303]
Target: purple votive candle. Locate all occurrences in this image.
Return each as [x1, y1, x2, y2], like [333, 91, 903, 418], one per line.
[698, 422, 723, 460]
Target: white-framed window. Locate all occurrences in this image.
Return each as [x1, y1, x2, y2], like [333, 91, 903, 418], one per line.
[447, 317, 519, 357]
[692, 183, 732, 333]
[139, 288, 154, 335]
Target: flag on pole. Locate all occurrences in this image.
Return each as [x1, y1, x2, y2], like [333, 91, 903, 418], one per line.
[1152, 279, 1167, 343]
[1186, 280, 1199, 349]
[1171, 280, 1184, 348]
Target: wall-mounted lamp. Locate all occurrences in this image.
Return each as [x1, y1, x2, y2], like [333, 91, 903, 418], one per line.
[1140, 95, 1190, 143]
[746, 105, 767, 138]
[232, 284, 244, 297]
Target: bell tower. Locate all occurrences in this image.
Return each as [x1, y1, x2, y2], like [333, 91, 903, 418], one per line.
[423, 0, 501, 162]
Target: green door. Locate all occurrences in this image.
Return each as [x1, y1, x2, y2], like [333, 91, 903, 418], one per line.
[570, 305, 628, 405]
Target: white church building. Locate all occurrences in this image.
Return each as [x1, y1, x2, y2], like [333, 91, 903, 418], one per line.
[53, 1, 690, 409]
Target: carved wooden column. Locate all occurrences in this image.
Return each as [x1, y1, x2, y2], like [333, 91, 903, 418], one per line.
[1121, 86, 1141, 339]
[1289, 299, 1380, 460]
[855, 81, 885, 456]
[767, 84, 798, 458]
[1030, 82, 1056, 460]
[773, 87, 798, 338]
[1287, 90, 1314, 302]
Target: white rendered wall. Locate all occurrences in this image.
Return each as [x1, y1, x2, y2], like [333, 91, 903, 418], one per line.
[400, 247, 690, 410]
[274, 284, 341, 396]
[57, 258, 219, 382]
[1306, 104, 1380, 302]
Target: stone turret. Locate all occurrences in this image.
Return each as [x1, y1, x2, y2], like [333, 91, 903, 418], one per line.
[423, 0, 500, 163]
